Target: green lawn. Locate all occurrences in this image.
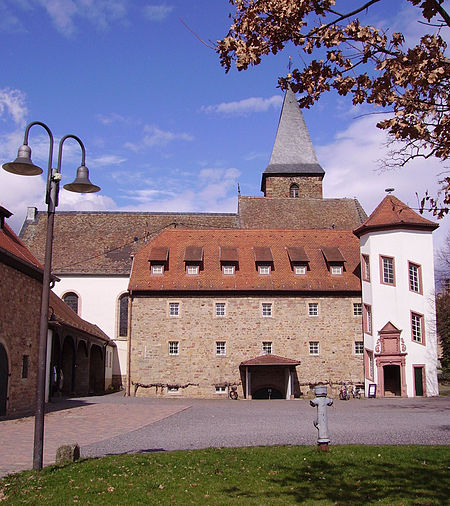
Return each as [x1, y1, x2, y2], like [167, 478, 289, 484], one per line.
[1, 445, 449, 504]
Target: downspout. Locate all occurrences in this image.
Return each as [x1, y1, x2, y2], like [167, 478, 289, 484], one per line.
[126, 289, 133, 396]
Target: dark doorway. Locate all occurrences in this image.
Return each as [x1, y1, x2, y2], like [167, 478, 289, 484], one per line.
[0, 344, 8, 416]
[61, 337, 75, 395]
[252, 387, 283, 400]
[89, 345, 104, 394]
[414, 366, 424, 396]
[383, 364, 401, 396]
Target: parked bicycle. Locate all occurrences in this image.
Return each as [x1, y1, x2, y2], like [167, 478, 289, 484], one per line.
[339, 382, 350, 400]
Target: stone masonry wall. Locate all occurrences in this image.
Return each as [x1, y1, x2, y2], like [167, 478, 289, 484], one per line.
[130, 293, 363, 399]
[264, 176, 323, 199]
[0, 263, 41, 416]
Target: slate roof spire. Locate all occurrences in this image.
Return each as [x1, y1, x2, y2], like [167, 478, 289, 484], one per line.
[261, 86, 324, 192]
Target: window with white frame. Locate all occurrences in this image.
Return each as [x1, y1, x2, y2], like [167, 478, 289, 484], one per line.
[364, 304, 372, 334]
[186, 265, 199, 275]
[409, 262, 422, 293]
[118, 293, 129, 337]
[216, 341, 226, 356]
[362, 254, 370, 282]
[168, 341, 179, 355]
[258, 265, 271, 275]
[411, 312, 424, 343]
[354, 341, 364, 354]
[290, 183, 299, 198]
[262, 341, 272, 354]
[331, 265, 343, 275]
[215, 386, 226, 394]
[151, 264, 164, 275]
[222, 265, 235, 275]
[381, 256, 395, 285]
[262, 302, 272, 317]
[215, 302, 226, 316]
[353, 303, 363, 316]
[309, 341, 319, 355]
[169, 302, 179, 317]
[308, 303, 319, 316]
[63, 292, 79, 314]
[365, 349, 374, 379]
[294, 264, 307, 275]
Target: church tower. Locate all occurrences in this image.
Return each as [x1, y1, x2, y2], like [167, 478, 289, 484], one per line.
[261, 87, 324, 199]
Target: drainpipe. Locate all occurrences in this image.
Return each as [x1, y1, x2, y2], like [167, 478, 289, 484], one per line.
[126, 290, 133, 396]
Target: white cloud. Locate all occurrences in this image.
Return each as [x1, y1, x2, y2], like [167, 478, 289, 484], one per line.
[0, 88, 28, 126]
[202, 95, 283, 116]
[96, 113, 133, 125]
[90, 154, 126, 166]
[124, 125, 194, 151]
[143, 4, 173, 22]
[317, 114, 449, 250]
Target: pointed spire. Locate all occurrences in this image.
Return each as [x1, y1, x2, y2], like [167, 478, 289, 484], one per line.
[261, 87, 324, 192]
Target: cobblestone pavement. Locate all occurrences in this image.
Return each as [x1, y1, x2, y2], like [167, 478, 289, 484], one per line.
[1, 393, 449, 478]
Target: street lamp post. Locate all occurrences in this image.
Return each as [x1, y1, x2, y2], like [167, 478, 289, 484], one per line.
[2, 121, 100, 470]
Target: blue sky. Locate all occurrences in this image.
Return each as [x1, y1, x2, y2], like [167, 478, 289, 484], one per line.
[0, 0, 448, 252]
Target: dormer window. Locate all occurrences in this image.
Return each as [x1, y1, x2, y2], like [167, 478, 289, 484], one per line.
[149, 246, 169, 275]
[286, 246, 309, 275]
[321, 247, 345, 275]
[253, 246, 273, 275]
[184, 245, 203, 275]
[290, 183, 299, 198]
[219, 246, 238, 275]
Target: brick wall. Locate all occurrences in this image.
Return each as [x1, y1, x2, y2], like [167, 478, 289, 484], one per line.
[0, 263, 41, 416]
[264, 176, 323, 199]
[129, 293, 363, 398]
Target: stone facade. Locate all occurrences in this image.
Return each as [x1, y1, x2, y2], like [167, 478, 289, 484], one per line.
[129, 294, 364, 399]
[263, 175, 323, 199]
[0, 262, 40, 416]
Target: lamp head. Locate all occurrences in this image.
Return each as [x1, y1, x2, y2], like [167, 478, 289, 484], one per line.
[63, 165, 100, 193]
[2, 144, 43, 176]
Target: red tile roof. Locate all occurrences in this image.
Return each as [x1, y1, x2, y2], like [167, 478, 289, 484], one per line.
[0, 219, 43, 272]
[129, 229, 361, 292]
[240, 354, 300, 366]
[354, 195, 438, 237]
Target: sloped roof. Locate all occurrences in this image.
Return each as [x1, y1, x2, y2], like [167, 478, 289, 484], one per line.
[262, 87, 324, 192]
[129, 228, 361, 292]
[20, 211, 239, 275]
[0, 208, 43, 278]
[240, 354, 300, 366]
[354, 195, 438, 237]
[239, 196, 367, 230]
[49, 291, 112, 343]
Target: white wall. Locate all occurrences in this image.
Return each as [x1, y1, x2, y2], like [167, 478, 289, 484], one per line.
[360, 229, 438, 396]
[52, 275, 129, 379]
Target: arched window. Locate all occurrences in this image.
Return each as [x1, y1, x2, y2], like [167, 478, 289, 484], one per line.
[63, 292, 79, 314]
[118, 294, 129, 337]
[290, 183, 299, 198]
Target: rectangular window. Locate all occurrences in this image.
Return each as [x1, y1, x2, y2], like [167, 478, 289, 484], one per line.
[331, 265, 343, 275]
[362, 254, 370, 282]
[216, 341, 226, 356]
[215, 302, 226, 317]
[222, 265, 235, 275]
[364, 304, 372, 334]
[151, 264, 164, 275]
[22, 355, 29, 379]
[308, 302, 319, 316]
[355, 341, 364, 354]
[169, 302, 179, 317]
[411, 312, 424, 344]
[409, 262, 422, 293]
[215, 386, 226, 394]
[309, 341, 319, 355]
[168, 341, 179, 355]
[262, 302, 272, 317]
[262, 341, 272, 354]
[353, 303, 362, 316]
[186, 265, 199, 275]
[258, 265, 271, 275]
[294, 265, 307, 275]
[365, 349, 374, 379]
[168, 386, 179, 393]
[381, 256, 395, 285]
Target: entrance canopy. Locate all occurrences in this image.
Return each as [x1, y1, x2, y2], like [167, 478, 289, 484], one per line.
[240, 354, 300, 367]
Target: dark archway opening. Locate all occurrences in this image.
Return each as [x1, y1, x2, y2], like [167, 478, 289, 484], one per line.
[383, 364, 401, 396]
[0, 344, 8, 416]
[75, 341, 89, 396]
[61, 337, 75, 395]
[89, 345, 104, 394]
[252, 387, 283, 400]
[50, 335, 61, 397]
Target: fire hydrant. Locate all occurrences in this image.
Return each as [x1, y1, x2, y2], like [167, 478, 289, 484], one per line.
[310, 384, 333, 450]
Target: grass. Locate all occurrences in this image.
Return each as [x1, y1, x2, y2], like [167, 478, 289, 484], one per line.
[1, 445, 449, 504]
